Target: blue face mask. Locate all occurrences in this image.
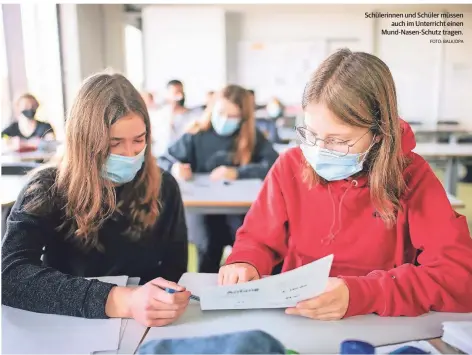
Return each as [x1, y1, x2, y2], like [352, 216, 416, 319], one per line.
[300, 143, 372, 181]
[211, 107, 241, 136]
[267, 104, 282, 119]
[102, 146, 146, 184]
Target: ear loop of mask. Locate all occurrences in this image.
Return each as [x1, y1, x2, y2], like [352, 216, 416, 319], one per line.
[356, 134, 377, 164]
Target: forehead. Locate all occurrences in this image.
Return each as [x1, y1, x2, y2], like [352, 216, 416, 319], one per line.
[18, 98, 37, 108]
[110, 113, 146, 137]
[219, 98, 241, 115]
[168, 84, 183, 92]
[304, 102, 354, 134]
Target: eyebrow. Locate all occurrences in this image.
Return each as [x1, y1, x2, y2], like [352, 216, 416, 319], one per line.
[304, 125, 349, 138]
[111, 132, 146, 141]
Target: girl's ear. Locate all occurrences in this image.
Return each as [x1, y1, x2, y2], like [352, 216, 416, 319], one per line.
[374, 134, 382, 144]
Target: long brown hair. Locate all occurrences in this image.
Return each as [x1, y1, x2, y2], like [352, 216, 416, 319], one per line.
[24, 72, 161, 249]
[301, 48, 408, 227]
[188, 84, 256, 165]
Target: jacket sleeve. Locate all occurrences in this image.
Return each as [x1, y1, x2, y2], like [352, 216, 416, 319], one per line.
[1, 179, 115, 319]
[157, 171, 188, 283]
[237, 130, 279, 180]
[340, 159, 472, 317]
[157, 133, 196, 172]
[226, 156, 288, 275]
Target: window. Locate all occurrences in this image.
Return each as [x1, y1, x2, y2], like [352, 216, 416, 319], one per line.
[125, 24, 144, 90]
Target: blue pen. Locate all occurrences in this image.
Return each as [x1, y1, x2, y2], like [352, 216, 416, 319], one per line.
[165, 287, 200, 302]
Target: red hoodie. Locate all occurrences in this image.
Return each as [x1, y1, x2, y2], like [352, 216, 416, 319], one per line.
[226, 120, 472, 318]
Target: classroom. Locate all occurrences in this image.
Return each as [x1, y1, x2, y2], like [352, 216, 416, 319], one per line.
[1, 2, 472, 354]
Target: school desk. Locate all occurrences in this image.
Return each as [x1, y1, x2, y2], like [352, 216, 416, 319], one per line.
[1, 174, 30, 206]
[142, 273, 471, 354]
[2, 277, 147, 354]
[413, 143, 472, 195]
[411, 124, 470, 144]
[178, 174, 263, 214]
[1, 150, 57, 163]
[1, 173, 465, 211]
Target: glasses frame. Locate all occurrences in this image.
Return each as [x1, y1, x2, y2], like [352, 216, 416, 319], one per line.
[295, 126, 371, 157]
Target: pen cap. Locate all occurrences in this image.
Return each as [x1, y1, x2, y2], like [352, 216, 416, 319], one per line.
[340, 340, 375, 354]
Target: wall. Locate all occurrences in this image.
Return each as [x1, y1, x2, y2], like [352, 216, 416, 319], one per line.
[2, 4, 27, 125]
[59, 4, 125, 112]
[142, 6, 226, 107]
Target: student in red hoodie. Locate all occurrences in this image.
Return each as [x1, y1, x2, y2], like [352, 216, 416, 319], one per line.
[219, 48, 472, 320]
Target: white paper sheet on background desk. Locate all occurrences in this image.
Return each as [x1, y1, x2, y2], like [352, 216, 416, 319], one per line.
[199, 254, 333, 310]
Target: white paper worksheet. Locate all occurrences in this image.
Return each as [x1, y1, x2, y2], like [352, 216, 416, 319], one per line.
[199, 254, 334, 310]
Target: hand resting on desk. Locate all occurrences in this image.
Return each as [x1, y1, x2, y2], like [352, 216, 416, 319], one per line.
[105, 277, 190, 327]
[210, 166, 239, 181]
[171, 163, 193, 181]
[219, 264, 350, 321]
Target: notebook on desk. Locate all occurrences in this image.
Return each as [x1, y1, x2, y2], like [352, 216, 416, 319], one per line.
[442, 321, 472, 354]
[2, 275, 128, 354]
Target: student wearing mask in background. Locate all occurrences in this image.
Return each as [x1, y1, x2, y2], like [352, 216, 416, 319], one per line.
[2, 73, 190, 327]
[2, 93, 55, 150]
[266, 97, 285, 120]
[219, 49, 472, 320]
[158, 85, 279, 273]
[151, 80, 197, 157]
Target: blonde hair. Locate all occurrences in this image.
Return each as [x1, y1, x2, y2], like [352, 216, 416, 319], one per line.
[24, 72, 161, 249]
[187, 84, 256, 165]
[301, 48, 408, 227]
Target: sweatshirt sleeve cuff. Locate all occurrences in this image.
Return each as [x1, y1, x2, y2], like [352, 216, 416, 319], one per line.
[83, 280, 116, 319]
[339, 275, 385, 318]
[225, 250, 274, 277]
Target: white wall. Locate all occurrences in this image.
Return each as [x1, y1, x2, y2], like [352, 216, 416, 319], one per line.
[59, 4, 125, 112]
[142, 4, 472, 126]
[142, 6, 226, 107]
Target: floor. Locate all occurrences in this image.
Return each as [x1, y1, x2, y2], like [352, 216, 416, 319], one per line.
[187, 171, 472, 272]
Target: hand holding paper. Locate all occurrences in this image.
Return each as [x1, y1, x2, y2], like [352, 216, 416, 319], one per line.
[200, 254, 334, 311]
[218, 263, 260, 285]
[285, 277, 349, 320]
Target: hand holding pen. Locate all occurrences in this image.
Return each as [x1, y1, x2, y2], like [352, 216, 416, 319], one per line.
[126, 277, 191, 327]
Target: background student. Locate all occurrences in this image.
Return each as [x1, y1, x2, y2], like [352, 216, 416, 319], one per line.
[158, 84, 279, 273]
[2, 93, 55, 150]
[2, 72, 190, 327]
[219, 49, 472, 320]
[151, 79, 198, 157]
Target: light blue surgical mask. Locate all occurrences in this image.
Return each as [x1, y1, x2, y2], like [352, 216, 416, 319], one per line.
[102, 145, 146, 184]
[211, 106, 241, 136]
[267, 103, 282, 119]
[300, 142, 373, 181]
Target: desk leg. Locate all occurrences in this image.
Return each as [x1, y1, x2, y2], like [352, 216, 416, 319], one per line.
[445, 157, 458, 196]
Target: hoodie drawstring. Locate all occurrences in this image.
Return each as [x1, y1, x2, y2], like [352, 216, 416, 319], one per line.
[322, 180, 358, 245]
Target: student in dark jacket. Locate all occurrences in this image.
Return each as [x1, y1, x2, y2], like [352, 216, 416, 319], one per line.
[2, 93, 55, 148]
[158, 84, 279, 273]
[2, 73, 190, 327]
